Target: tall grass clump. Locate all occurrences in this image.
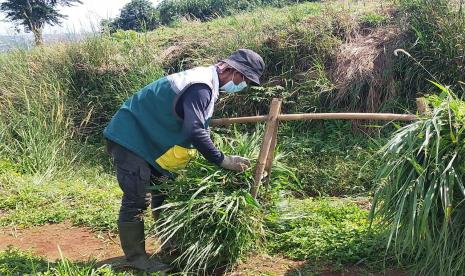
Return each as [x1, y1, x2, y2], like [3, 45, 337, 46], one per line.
[0, 34, 165, 178]
[0, 50, 78, 179]
[396, 0, 465, 97]
[66, 34, 165, 139]
[370, 83, 465, 274]
[152, 128, 298, 274]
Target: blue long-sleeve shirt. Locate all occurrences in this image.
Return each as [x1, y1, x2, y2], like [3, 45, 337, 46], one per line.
[175, 83, 224, 165]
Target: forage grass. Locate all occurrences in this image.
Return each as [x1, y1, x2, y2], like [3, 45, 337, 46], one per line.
[151, 128, 299, 274]
[155, 190, 264, 274]
[370, 83, 465, 274]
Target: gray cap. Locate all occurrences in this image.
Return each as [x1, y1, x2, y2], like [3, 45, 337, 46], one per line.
[221, 49, 265, 85]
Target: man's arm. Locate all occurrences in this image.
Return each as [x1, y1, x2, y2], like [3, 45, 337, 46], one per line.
[177, 83, 224, 164]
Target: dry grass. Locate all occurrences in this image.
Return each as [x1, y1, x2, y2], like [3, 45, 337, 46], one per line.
[331, 27, 403, 113]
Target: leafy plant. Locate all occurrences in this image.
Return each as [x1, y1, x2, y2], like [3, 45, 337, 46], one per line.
[370, 84, 465, 274]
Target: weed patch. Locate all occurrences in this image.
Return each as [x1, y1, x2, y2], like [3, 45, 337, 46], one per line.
[267, 198, 391, 270]
[0, 168, 120, 231]
[279, 121, 384, 197]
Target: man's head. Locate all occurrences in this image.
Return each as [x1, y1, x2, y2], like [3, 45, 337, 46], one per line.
[217, 49, 265, 93]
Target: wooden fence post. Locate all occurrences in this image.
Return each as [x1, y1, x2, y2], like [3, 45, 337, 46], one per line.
[263, 102, 282, 187]
[251, 98, 282, 199]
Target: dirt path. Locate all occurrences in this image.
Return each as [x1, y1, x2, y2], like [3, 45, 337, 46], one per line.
[231, 255, 305, 275]
[0, 222, 146, 262]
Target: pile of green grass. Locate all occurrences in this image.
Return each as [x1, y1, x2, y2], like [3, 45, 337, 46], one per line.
[371, 84, 465, 274]
[152, 129, 299, 273]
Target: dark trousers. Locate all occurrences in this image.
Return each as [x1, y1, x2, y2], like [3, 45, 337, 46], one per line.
[107, 139, 166, 223]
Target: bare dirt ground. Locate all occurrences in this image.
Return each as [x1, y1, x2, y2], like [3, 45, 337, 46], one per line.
[231, 255, 305, 275]
[0, 222, 126, 261]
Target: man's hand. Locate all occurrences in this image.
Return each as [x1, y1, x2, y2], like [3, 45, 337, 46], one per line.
[220, 155, 251, 172]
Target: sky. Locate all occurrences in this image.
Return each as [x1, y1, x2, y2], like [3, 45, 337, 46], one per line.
[0, 0, 160, 35]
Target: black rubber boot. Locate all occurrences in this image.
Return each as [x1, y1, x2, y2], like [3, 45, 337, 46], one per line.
[118, 221, 172, 273]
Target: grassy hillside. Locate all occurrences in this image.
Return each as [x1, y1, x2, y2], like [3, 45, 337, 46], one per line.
[0, 1, 383, 188]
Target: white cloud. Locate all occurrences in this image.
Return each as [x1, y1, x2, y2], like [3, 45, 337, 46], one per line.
[0, 0, 160, 35]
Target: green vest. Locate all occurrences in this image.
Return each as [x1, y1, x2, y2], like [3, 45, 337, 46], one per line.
[104, 66, 220, 177]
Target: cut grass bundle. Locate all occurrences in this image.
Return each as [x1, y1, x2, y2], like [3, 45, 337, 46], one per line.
[370, 83, 465, 274]
[151, 128, 299, 274]
[155, 189, 263, 274]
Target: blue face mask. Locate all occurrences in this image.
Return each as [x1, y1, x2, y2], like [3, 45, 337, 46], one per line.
[220, 80, 247, 93]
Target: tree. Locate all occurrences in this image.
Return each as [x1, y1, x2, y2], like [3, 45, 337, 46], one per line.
[0, 0, 82, 46]
[104, 0, 159, 33]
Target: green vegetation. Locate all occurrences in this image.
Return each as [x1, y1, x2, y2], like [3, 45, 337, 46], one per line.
[104, 0, 321, 32]
[0, 167, 120, 231]
[395, 0, 465, 98]
[279, 121, 383, 196]
[0, 247, 160, 275]
[268, 198, 389, 270]
[371, 87, 465, 275]
[158, 0, 319, 25]
[103, 0, 160, 33]
[360, 12, 389, 28]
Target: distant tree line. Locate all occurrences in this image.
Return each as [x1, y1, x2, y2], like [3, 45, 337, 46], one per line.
[0, 0, 318, 45]
[103, 0, 319, 33]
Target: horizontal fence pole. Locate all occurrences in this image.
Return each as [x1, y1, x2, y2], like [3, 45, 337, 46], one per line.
[211, 113, 417, 126]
